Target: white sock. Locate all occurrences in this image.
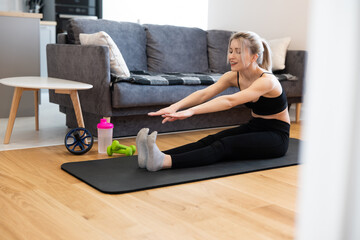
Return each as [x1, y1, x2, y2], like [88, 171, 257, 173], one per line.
[136, 128, 149, 168]
[146, 131, 165, 172]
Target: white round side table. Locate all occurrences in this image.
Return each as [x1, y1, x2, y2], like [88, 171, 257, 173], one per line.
[0, 76, 93, 144]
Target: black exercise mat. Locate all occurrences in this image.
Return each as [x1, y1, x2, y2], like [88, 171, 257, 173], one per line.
[61, 138, 300, 194]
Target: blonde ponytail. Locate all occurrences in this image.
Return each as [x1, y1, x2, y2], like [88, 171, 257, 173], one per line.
[259, 40, 272, 71]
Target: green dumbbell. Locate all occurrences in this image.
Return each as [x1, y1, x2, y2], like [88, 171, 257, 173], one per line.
[107, 145, 133, 156]
[111, 140, 128, 151]
[128, 145, 136, 154]
[111, 140, 136, 154]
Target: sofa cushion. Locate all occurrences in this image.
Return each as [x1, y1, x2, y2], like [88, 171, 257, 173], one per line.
[67, 19, 147, 71]
[79, 31, 130, 77]
[207, 30, 234, 73]
[268, 37, 292, 71]
[144, 24, 209, 73]
[111, 83, 239, 108]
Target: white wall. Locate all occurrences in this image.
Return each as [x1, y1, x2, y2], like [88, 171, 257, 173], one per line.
[103, 0, 208, 30]
[207, 0, 309, 50]
[0, 0, 25, 12]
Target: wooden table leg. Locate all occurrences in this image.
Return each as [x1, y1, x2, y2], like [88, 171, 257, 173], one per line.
[296, 103, 302, 123]
[69, 90, 89, 144]
[103, 117, 111, 123]
[4, 87, 24, 144]
[55, 89, 85, 128]
[55, 89, 88, 144]
[69, 90, 85, 128]
[34, 89, 39, 130]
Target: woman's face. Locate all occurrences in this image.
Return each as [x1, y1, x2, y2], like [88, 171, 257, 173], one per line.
[228, 39, 252, 71]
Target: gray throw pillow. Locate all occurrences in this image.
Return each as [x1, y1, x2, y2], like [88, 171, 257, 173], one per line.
[67, 19, 147, 71]
[207, 30, 234, 73]
[144, 24, 209, 73]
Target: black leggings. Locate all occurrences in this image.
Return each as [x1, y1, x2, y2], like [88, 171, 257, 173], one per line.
[164, 118, 290, 169]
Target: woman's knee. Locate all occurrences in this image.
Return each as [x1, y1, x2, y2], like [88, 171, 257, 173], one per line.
[198, 134, 218, 145]
[198, 127, 244, 145]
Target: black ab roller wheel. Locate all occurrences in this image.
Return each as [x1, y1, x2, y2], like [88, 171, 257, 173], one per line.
[64, 128, 93, 155]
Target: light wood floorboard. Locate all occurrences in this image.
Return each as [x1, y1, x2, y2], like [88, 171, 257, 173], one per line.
[0, 122, 302, 240]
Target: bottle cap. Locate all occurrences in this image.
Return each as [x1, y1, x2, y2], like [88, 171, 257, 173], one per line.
[97, 119, 114, 129]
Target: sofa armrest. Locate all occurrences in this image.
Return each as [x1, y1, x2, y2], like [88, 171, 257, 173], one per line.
[276, 50, 308, 101]
[283, 50, 307, 82]
[46, 44, 113, 116]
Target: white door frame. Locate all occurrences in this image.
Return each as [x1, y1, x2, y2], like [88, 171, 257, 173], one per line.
[296, 0, 360, 239]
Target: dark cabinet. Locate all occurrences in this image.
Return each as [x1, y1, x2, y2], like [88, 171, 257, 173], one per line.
[42, 0, 102, 34]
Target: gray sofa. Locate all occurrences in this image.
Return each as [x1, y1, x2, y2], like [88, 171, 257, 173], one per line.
[46, 19, 307, 137]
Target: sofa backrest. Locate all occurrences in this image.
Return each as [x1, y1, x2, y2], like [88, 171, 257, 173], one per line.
[207, 30, 234, 73]
[65, 19, 259, 74]
[66, 19, 147, 71]
[144, 24, 209, 73]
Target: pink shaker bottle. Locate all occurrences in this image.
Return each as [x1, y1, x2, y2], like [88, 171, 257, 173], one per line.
[97, 119, 114, 153]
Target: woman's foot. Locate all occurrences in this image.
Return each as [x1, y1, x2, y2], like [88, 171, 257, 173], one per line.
[146, 131, 165, 171]
[136, 128, 149, 168]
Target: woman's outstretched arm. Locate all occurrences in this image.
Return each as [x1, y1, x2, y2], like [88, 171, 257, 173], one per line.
[148, 72, 235, 119]
[162, 76, 276, 123]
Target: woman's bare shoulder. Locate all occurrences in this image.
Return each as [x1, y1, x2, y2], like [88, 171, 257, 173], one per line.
[223, 71, 237, 78]
[255, 73, 282, 95]
[218, 71, 237, 83]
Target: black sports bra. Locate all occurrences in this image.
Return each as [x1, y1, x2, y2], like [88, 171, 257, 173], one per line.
[237, 72, 288, 115]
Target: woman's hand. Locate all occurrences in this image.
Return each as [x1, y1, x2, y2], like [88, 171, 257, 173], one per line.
[162, 109, 194, 124]
[148, 106, 178, 117]
[148, 106, 194, 124]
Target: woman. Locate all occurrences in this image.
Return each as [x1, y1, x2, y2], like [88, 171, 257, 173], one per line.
[136, 31, 290, 171]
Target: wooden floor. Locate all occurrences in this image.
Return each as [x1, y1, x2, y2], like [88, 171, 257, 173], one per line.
[0, 122, 301, 240]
